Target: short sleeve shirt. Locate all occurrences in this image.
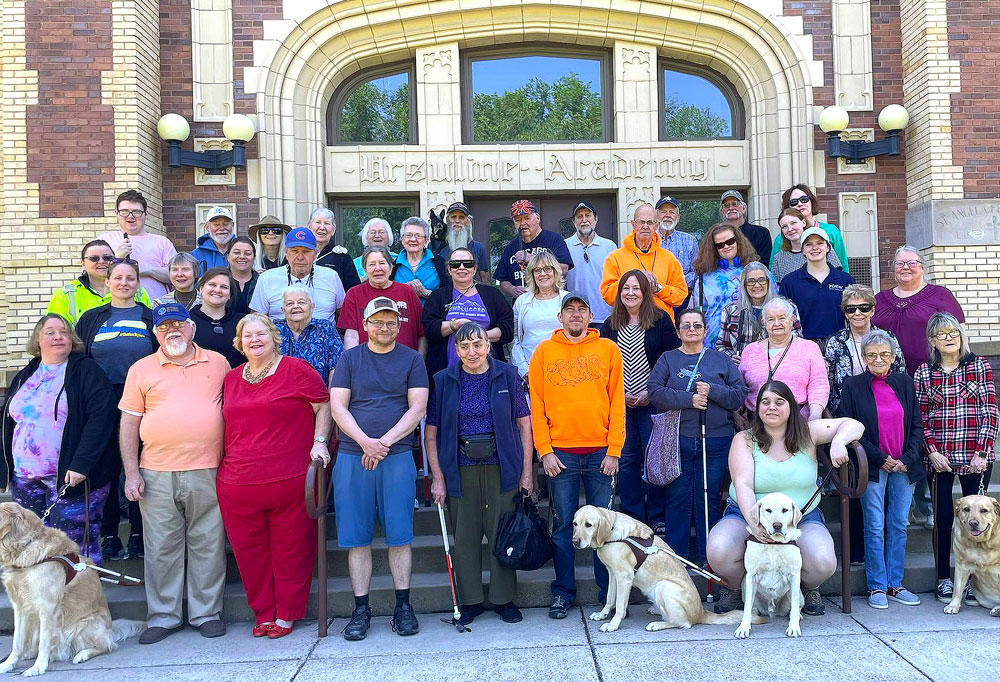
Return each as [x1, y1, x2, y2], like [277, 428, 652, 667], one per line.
[338, 281, 424, 350]
[89, 306, 154, 384]
[97, 231, 177, 300]
[249, 265, 345, 323]
[493, 230, 574, 288]
[330, 344, 429, 455]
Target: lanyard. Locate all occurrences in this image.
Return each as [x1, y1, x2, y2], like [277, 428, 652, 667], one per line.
[685, 348, 707, 391]
[766, 339, 793, 382]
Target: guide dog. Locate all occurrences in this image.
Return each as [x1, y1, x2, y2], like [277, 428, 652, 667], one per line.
[944, 494, 1000, 616]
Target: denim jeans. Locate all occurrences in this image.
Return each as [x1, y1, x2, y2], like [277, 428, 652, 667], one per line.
[619, 404, 656, 522]
[549, 449, 612, 600]
[861, 467, 914, 591]
[661, 435, 731, 564]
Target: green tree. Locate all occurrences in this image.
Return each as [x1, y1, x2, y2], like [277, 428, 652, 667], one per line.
[663, 94, 731, 138]
[339, 206, 413, 255]
[473, 73, 602, 142]
[339, 80, 410, 143]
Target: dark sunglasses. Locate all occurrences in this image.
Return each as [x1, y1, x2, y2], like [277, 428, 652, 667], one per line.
[85, 255, 114, 263]
[448, 260, 476, 270]
[109, 258, 138, 266]
[714, 236, 738, 250]
[583, 250, 590, 264]
[787, 196, 811, 207]
[844, 304, 874, 314]
[258, 227, 284, 236]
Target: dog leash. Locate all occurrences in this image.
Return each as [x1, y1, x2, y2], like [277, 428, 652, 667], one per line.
[801, 467, 837, 515]
[39, 483, 71, 524]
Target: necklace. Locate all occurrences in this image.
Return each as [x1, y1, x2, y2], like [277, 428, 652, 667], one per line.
[243, 355, 278, 384]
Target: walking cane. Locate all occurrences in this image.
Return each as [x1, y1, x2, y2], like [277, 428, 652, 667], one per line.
[436, 504, 468, 633]
[699, 407, 715, 603]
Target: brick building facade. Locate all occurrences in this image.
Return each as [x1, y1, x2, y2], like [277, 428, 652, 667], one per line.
[0, 0, 997, 377]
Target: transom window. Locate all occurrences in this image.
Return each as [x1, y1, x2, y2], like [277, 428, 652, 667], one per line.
[333, 200, 418, 254]
[660, 63, 743, 140]
[463, 50, 611, 143]
[329, 65, 415, 144]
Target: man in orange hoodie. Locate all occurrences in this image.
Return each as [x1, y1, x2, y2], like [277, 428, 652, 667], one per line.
[528, 292, 625, 619]
[600, 203, 687, 319]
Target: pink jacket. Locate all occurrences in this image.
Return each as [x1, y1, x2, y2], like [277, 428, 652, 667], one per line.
[738, 337, 830, 413]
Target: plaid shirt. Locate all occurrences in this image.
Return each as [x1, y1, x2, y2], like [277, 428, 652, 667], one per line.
[715, 302, 803, 363]
[914, 355, 998, 473]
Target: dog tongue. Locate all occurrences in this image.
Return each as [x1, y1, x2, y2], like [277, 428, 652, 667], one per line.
[970, 528, 982, 536]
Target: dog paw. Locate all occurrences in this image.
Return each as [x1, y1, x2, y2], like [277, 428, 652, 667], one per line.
[0, 660, 17, 674]
[589, 610, 610, 621]
[785, 625, 801, 638]
[646, 606, 658, 616]
[21, 665, 47, 678]
[599, 621, 621, 633]
[990, 606, 1000, 618]
[734, 625, 751, 639]
[943, 604, 961, 615]
[72, 651, 94, 665]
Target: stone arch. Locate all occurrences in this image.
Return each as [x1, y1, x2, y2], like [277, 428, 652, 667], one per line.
[249, 0, 822, 224]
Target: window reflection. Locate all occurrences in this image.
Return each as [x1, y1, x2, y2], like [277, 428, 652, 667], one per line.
[338, 71, 411, 144]
[662, 68, 736, 139]
[336, 204, 415, 253]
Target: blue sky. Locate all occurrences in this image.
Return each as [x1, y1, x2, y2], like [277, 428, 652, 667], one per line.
[471, 55, 602, 95]
[664, 70, 731, 120]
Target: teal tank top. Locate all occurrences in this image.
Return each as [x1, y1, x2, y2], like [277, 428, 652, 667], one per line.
[728, 442, 819, 514]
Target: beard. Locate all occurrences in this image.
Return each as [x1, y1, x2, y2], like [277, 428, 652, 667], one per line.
[447, 225, 473, 252]
[163, 337, 189, 358]
[210, 232, 233, 247]
[659, 219, 677, 233]
[576, 225, 595, 240]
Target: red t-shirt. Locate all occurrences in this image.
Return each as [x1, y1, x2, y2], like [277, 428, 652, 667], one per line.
[220, 356, 330, 485]
[338, 281, 423, 350]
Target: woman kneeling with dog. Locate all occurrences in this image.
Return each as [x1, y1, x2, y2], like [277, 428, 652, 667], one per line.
[706, 380, 863, 616]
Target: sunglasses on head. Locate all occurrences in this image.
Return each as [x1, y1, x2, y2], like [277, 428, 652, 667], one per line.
[844, 304, 874, 314]
[448, 260, 476, 270]
[85, 255, 114, 263]
[787, 196, 811, 207]
[258, 227, 284, 236]
[110, 258, 138, 265]
[714, 236, 738, 250]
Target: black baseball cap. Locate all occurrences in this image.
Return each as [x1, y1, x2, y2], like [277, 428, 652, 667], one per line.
[446, 201, 470, 216]
[572, 201, 598, 217]
[561, 291, 591, 311]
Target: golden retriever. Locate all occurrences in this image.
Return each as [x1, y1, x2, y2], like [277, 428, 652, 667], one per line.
[944, 494, 1000, 616]
[736, 492, 804, 639]
[572, 505, 759, 632]
[0, 502, 145, 676]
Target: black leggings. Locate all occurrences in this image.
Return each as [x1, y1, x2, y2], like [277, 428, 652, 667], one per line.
[932, 465, 993, 580]
[99, 384, 142, 539]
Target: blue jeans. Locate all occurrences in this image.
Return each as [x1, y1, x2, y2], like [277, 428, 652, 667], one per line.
[861, 467, 914, 591]
[619, 404, 657, 522]
[549, 449, 612, 601]
[661, 435, 731, 564]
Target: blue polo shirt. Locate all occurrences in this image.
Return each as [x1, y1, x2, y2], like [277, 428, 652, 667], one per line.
[392, 250, 440, 291]
[777, 265, 855, 340]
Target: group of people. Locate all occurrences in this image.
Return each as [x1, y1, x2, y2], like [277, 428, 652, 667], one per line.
[0, 186, 995, 646]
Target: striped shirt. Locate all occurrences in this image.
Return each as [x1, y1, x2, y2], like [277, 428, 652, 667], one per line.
[615, 324, 650, 396]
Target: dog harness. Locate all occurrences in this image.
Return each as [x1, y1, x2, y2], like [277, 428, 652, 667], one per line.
[40, 553, 83, 585]
[746, 536, 798, 547]
[620, 536, 659, 570]
[35, 553, 143, 586]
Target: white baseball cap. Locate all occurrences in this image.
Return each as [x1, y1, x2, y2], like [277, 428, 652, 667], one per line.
[206, 206, 234, 222]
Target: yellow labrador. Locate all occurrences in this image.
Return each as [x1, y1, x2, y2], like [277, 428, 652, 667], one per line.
[736, 492, 804, 639]
[573, 505, 758, 632]
[0, 502, 145, 676]
[944, 494, 1000, 616]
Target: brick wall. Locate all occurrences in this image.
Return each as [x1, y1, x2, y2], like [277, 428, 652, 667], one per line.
[948, 0, 1000, 199]
[25, 0, 114, 217]
[922, 244, 1000, 344]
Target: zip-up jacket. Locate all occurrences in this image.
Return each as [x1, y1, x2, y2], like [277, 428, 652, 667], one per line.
[47, 274, 151, 325]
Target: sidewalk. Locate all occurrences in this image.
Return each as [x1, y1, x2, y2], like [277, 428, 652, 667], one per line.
[2, 596, 997, 681]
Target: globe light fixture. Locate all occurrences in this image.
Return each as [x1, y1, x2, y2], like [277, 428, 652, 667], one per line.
[156, 113, 256, 174]
[818, 104, 908, 164]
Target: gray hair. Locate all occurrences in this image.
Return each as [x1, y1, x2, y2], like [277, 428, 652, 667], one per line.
[359, 217, 394, 247]
[454, 322, 489, 346]
[735, 262, 775, 311]
[281, 284, 313, 304]
[309, 207, 335, 225]
[400, 216, 430, 239]
[761, 296, 796, 320]
[841, 284, 876, 308]
[893, 244, 924, 264]
[860, 329, 896, 356]
[168, 251, 201, 277]
[361, 245, 394, 270]
[926, 312, 971, 364]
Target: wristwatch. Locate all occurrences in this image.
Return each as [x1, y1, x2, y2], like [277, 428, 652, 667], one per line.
[314, 436, 327, 444]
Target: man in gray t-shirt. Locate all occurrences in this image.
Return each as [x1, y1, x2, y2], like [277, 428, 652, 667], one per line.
[330, 296, 429, 641]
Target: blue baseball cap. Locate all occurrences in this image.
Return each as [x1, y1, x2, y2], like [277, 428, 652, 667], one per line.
[152, 302, 190, 326]
[285, 227, 317, 249]
[655, 196, 679, 209]
[572, 201, 598, 217]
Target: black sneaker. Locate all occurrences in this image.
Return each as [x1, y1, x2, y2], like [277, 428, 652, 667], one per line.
[125, 533, 144, 560]
[802, 589, 825, 616]
[391, 602, 419, 636]
[342, 605, 372, 641]
[713, 586, 743, 614]
[548, 595, 572, 619]
[936, 579, 954, 604]
[458, 603, 485, 625]
[494, 602, 523, 623]
[964, 584, 979, 606]
[101, 535, 125, 562]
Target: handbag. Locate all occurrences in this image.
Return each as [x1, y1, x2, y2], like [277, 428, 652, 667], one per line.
[492, 492, 553, 570]
[644, 349, 707, 486]
[458, 433, 496, 460]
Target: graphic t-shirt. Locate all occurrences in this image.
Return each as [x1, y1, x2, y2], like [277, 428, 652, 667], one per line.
[493, 229, 574, 289]
[338, 281, 424, 350]
[90, 306, 153, 384]
[445, 289, 491, 367]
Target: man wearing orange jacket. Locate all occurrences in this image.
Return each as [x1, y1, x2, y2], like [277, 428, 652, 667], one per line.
[528, 292, 625, 619]
[600, 203, 688, 320]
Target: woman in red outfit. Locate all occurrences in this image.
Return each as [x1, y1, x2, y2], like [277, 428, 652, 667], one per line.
[218, 313, 332, 638]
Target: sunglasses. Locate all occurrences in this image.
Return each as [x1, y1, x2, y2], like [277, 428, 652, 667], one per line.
[448, 260, 476, 270]
[85, 255, 114, 263]
[844, 304, 874, 314]
[258, 227, 284, 236]
[714, 236, 738, 250]
[678, 323, 705, 330]
[787, 196, 811, 207]
[110, 258, 138, 266]
[745, 277, 768, 287]
[155, 320, 187, 332]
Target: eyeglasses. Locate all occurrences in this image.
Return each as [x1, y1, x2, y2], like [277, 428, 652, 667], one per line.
[366, 320, 399, 329]
[155, 320, 187, 332]
[893, 259, 922, 269]
[402, 232, 425, 241]
[633, 220, 658, 228]
[933, 330, 961, 341]
[368, 230, 389, 237]
[109, 258, 138, 266]
[84, 255, 114, 263]
[116, 209, 146, 218]
[844, 304, 874, 314]
[864, 351, 894, 362]
[721, 201, 742, 209]
[714, 236, 738, 250]
[787, 196, 811, 207]
[678, 323, 705, 330]
[534, 266, 555, 275]
[258, 227, 284, 236]
[448, 260, 476, 270]
[745, 277, 768, 287]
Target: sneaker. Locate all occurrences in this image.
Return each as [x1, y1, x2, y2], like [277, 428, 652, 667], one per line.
[964, 585, 979, 606]
[342, 605, 372, 641]
[924, 514, 934, 530]
[391, 602, 419, 636]
[868, 590, 888, 609]
[101, 535, 125, 562]
[802, 589, 825, 616]
[887, 587, 920, 606]
[494, 602, 523, 623]
[125, 533, 144, 560]
[548, 595, 572, 619]
[936, 579, 954, 604]
[458, 603, 485, 625]
[713, 586, 743, 614]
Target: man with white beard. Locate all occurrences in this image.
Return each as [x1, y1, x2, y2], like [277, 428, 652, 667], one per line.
[564, 201, 616, 324]
[119, 302, 230, 644]
[192, 206, 237, 272]
[433, 202, 491, 282]
[655, 196, 698, 290]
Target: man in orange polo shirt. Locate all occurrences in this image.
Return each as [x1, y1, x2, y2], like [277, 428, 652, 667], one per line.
[119, 302, 230, 644]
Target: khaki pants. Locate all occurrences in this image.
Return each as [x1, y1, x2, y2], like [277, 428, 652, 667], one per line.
[447, 464, 517, 606]
[138, 468, 226, 628]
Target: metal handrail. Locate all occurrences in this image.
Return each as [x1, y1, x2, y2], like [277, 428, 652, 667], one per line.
[305, 457, 332, 637]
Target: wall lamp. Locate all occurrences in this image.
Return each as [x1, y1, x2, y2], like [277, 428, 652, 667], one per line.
[818, 104, 909, 164]
[156, 113, 256, 174]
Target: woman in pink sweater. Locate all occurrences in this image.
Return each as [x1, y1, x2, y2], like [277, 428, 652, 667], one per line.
[739, 297, 829, 420]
